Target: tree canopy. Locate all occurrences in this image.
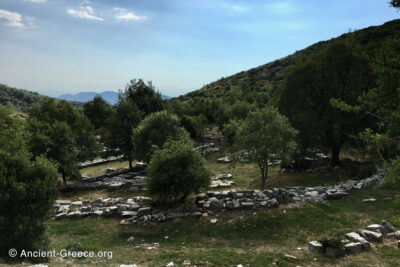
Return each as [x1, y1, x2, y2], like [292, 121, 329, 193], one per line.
[83, 95, 113, 131]
[132, 111, 189, 163]
[235, 107, 298, 190]
[105, 95, 141, 169]
[278, 41, 374, 166]
[28, 98, 98, 183]
[125, 79, 164, 117]
[391, 0, 400, 8]
[147, 138, 211, 202]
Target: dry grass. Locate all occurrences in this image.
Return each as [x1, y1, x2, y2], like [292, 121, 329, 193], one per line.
[79, 160, 131, 178]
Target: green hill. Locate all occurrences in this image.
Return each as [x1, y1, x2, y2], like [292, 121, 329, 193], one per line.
[0, 83, 83, 113]
[181, 19, 400, 101]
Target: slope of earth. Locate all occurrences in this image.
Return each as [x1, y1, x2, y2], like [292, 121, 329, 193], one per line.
[180, 19, 400, 102]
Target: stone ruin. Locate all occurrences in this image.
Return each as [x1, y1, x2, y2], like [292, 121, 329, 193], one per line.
[308, 220, 400, 258]
[53, 173, 384, 224]
[195, 142, 220, 154]
[62, 163, 148, 192]
[78, 155, 124, 169]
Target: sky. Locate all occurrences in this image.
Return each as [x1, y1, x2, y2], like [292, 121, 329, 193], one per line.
[0, 0, 398, 97]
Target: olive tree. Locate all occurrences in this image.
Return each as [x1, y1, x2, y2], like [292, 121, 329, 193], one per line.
[132, 111, 188, 163]
[235, 107, 298, 190]
[147, 138, 211, 202]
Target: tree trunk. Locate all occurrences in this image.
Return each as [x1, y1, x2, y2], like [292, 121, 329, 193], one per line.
[260, 164, 268, 190]
[62, 173, 67, 185]
[128, 154, 133, 170]
[331, 146, 341, 166]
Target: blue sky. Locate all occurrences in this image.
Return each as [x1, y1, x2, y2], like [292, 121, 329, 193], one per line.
[0, 0, 398, 97]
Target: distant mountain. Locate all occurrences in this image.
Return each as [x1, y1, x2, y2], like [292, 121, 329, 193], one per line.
[58, 91, 171, 104]
[181, 19, 400, 101]
[57, 91, 119, 104]
[0, 83, 83, 113]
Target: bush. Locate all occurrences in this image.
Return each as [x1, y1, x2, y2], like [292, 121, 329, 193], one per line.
[180, 115, 207, 138]
[0, 153, 60, 258]
[147, 138, 211, 202]
[0, 105, 60, 258]
[385, 156, 400, 189]
[222, 119, 242, 144]
[133, 111, 188, 163]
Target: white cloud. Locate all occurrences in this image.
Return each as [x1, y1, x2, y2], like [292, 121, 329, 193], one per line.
[0, 9, 25, 28]
[67, 6, 103, 21]
[115, 11, 146, 21]
[24, 0, 47, 3]
[267, 2, 299, 14]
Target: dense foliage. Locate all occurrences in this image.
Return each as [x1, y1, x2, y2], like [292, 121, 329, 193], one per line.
[384, 157, 400, 189]
[0, 105, 59, 257]
[147, 138, 211, 202]
[125, 79, 164, 117]
[104, 79, 165, 169]
[105, 95, 141, 169]
[28, 99, 98, 183]
[132, 111, 189, 163]
[235, 107, 298, 190]
[358, 38, 400, 160]
[279, 41, 374, 166]
[83, 95, 113, 131]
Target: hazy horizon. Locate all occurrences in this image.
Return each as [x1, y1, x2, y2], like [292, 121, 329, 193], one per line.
[0, 0, 398, 97]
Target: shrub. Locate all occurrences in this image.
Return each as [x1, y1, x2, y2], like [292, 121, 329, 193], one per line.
[0, 104, 60, 258]
[133, 111, 188, 163]
[0, 153, 59, 258]
[147, 138, 211, 202]
[180, 115, 207, 138]
[384, 156, 400, 189]
[222, 119, 242, 144]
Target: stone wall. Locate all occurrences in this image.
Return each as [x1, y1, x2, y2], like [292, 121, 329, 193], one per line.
[78, 155, 124, 169]
[62, 163, 147, 192]
[53, 174, 384, 224]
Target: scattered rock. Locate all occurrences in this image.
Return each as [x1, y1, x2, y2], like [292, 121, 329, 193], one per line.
[308, 241, 323, 252]
[344, 242, 364, 254]
[345, 232, 370, 249]
[362, 198, 376, 203]
[210, 218, 218, 224]
[217, 156, 232, 163]
[29, 265, 48, 267]
[366, 224, 382, 232]
[357, 230, 383, 242]
[381, 220, 396, 233]
[211, 174, 233, 180]
[387, 231, 400, 240]
[126, 236, 135, 243]
[166, 262, 174, 267]
[283, 254, 297, 261]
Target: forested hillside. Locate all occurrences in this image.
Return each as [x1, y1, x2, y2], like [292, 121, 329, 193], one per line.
[0, 84, 83, 113]
[181, 19, 400, 102]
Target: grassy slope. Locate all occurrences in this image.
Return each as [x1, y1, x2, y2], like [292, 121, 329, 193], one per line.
[180, 19, 400, 101]
[41, 189, 400, 267]
[9, 149, 395, 266]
